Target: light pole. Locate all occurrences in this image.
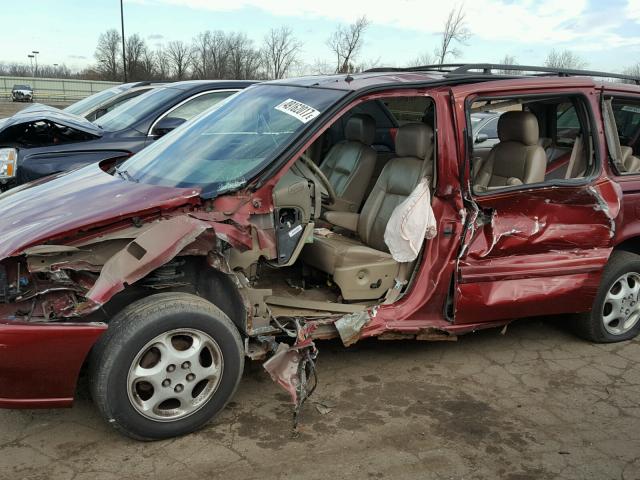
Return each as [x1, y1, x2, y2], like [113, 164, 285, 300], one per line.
[53, 63, 59, 77]
[120, 0, 127, 82]
[32, 51, 39, 77]
[27, 54, 35, 76]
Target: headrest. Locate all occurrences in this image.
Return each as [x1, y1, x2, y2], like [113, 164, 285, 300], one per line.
[345, 114, 375, 145]
[498, 111, 539, 146]
[395, 123, 433, 159]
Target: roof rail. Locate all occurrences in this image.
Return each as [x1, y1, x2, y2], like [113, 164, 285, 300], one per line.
[365, 63, 640, 85]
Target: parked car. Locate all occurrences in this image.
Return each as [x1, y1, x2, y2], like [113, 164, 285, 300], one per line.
[0, 80, 254, 191]
[62, 81, 162, 121]
[11, 84, 33, 102]
[471, 111, 501, 148]
[2, 64, 640, 441]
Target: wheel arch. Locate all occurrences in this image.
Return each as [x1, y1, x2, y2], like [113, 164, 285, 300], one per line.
[613, 236, 640, 257]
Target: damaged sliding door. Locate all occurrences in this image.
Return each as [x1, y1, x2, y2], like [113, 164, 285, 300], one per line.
[454, 178, 622, 323]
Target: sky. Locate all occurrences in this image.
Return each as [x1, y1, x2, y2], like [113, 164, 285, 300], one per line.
[1, 0, 639, 73]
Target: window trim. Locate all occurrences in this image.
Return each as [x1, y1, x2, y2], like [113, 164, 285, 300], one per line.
[147, 89, 240, 137]
[464, 91, 601, 198]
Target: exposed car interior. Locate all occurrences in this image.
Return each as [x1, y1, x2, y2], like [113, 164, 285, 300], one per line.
[242, 95, 437, 314]
[604, 97, 640, 174]
[470, 95, 597, 193]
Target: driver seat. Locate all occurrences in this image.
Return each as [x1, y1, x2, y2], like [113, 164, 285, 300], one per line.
[320, 114, 377, 212]
[303, 123, 434, 300]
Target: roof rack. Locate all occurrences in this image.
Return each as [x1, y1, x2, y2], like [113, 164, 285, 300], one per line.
[365, 63, 640, 85]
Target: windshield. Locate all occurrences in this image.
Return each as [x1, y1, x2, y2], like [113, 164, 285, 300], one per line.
[64, 85, 124, 116]
[95, 87, 180, 132]
[120, 84, 345, 196]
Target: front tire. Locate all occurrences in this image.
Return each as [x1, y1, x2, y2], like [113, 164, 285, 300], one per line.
[89, 292, 244, 441]
[572, 251, 640, 343]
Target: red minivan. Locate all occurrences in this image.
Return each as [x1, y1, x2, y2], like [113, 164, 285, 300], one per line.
[1, 64, 639, 440]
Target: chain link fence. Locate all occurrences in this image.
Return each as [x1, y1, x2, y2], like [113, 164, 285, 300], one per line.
[0, 76, 120, 103]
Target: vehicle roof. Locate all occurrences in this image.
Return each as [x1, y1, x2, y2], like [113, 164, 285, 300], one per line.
[165, 80, 257, 91]
[268, 66, 640, 94]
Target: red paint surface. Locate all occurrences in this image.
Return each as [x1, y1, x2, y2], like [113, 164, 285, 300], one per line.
[0, 162, 201, 259]
[0, 320, 106, 407]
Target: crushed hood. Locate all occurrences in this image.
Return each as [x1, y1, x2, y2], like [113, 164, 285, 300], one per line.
[0, 104, 103, 137]
[0, 162, 202, 259]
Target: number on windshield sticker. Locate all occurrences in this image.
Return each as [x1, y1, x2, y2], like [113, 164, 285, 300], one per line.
[275, 99, 321, 124]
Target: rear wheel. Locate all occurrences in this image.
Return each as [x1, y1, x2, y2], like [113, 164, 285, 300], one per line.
[572, 251, 640, 343]
[89, 292, 244, 440]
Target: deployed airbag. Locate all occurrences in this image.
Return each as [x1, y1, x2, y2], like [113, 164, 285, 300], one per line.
[384, 178, 437, 262]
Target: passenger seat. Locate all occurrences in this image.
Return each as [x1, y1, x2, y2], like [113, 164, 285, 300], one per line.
[302, 123, 434, 301]
[474, 111, 546, 191]
[622, 146, 640, 173]
[320, 114, 377, 212]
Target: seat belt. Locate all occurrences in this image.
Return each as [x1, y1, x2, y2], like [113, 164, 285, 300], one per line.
[564, 134, 583, 179]
[603, 98, 627, 173]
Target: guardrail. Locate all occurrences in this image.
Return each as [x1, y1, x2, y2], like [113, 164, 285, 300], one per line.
[0, 76, 121, 103]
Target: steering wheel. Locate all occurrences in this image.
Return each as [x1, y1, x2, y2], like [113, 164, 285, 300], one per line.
[300, 154, 337, 206]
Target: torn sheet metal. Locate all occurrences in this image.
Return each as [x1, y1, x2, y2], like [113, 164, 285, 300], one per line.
[454, 178, 622, 322]
[335, 309, 374, 346]
[263, 320, 318, 427]
[78, 216, 211, 313]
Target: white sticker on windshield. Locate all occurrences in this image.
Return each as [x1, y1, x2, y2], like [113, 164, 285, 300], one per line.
[275, 99, 320, 124]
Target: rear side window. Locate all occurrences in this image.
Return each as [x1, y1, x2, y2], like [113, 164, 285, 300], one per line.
[613, 102, 640, 141]
[165, 91, 236, 122]
[384, 96, 431, 125]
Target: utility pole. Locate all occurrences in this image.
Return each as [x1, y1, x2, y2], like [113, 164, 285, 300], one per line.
[32, 51, 39, 77]
[120, 0, 127, 82]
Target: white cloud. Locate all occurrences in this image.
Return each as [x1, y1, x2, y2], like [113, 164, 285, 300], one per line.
[128, 0, 640, 53]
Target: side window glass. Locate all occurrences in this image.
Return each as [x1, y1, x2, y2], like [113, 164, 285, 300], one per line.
[165, 91, 234, 122]
[470, 96, 594, 195]
[556, 104, 580, 146]
[612, 101, 640, 145]
[479, 118, 499, 139]
[383, 97, 431, 125]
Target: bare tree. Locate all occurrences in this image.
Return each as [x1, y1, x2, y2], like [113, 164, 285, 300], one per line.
[262, 27, 301, 79]
[209, 31, 230, 79]
[434, 6, 470, 64]
[497, 55, 518, 74]
[544, 50, 587, 70]
[155, 47, 171, 80]
[227, 33, 262, 79]
[408, 52, 436, 67]
[327, 16, 370, 74]
[140, 49, 157, 79]
[622, 63, 640, 84]
[191, 31, 211, 79]
[125, 34, 148, 80]
[166, 40, 191, 80]
[94, 29, 121, 81]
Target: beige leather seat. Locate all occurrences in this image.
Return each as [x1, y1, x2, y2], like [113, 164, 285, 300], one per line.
[474, 111, 546, 191]
[320, 114, 377, 212]
[303, 123, 434, 301]
[622, 146, 640, 172]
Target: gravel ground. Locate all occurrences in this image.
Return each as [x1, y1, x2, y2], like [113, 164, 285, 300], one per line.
[1, 318, 639, 480]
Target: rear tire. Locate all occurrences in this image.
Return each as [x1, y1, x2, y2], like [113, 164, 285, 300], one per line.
[572, 250, 640, 343]
[89, 292, 244, 441]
